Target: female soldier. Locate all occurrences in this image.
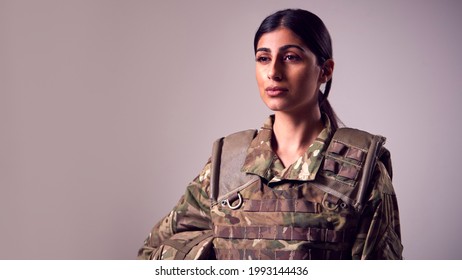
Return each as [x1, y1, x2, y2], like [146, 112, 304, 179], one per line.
[138, 9, 403, 260]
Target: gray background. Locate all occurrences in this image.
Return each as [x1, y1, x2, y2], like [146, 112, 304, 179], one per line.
[1, 0, 461, 259]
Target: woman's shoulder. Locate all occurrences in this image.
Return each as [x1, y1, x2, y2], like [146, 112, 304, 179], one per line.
[327, 127, 391, 174]
[330, 127, 386, 150]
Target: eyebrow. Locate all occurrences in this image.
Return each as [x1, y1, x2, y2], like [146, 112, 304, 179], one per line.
[256, 44, 306, 54]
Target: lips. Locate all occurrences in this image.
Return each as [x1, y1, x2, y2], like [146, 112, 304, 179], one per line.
[265, 86, 288, 97]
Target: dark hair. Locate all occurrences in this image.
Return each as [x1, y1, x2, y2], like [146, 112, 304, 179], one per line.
[254, 9, 341, 131]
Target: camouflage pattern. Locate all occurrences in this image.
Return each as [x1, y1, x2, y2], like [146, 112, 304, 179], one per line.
[137, 163, 213, 260]
[151, 230, 214, 260]
[138, 115, 403, 260]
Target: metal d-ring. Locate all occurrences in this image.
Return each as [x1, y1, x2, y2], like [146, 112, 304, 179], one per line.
[321, 193, 338, 211]
[222, 192, 243, 210]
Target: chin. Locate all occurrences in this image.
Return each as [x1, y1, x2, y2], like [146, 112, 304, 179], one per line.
[264, 103, 291, 113]
[262, 99, 287, 111]
[264, 104, 284, 112]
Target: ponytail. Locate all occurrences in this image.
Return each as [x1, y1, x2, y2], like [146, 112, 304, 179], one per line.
[319, 78, 341, 131]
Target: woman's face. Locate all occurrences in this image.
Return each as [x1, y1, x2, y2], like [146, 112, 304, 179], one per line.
[255, 27, 324, 115]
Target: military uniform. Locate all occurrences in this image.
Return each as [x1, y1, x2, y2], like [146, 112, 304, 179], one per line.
[138, 115, 403, 260]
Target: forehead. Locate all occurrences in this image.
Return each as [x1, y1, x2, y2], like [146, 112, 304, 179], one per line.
[256, 27, 307, 50]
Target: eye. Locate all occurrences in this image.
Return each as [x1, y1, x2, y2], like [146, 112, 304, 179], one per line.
[256, 55, 271, 64]
[283, 54, 301, 62]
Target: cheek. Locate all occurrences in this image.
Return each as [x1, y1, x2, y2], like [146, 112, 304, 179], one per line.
[296, 69, 319, 90]
[255, 67, 266, 91]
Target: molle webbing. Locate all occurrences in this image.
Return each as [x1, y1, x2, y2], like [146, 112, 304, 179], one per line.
[215, 248, 349, 260]
[318, 128, 386, 212]
[214, 225, 351, 243]
[242, 198, 320, 213]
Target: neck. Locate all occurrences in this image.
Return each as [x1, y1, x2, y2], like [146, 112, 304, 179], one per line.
[272, 109, 323, 166]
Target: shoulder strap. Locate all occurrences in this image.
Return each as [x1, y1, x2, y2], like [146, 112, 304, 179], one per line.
[210, 129, 258, 205]
[319, 127, 387, 212]
[378, 146, 392, 179]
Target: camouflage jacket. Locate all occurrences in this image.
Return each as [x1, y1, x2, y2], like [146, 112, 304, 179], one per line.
[138, 116, 403, 260]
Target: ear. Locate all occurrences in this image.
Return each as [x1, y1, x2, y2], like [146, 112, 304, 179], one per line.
[319, 59, 334, 83]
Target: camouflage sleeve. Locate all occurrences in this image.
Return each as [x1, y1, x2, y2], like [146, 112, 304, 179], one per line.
[137, 160, 212, 260]
[351, 160, 404, 260]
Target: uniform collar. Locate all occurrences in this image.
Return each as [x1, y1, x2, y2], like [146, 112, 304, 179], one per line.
[241, 114, 333, 183]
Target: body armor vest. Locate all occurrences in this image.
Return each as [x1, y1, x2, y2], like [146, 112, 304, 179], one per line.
[209, 128, 389, 260]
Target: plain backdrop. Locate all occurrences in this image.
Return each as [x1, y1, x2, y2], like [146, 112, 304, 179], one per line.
[1, 0, 461, 259]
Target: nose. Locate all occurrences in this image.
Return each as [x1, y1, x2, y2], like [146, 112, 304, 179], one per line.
[267, 59, 283, 81]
